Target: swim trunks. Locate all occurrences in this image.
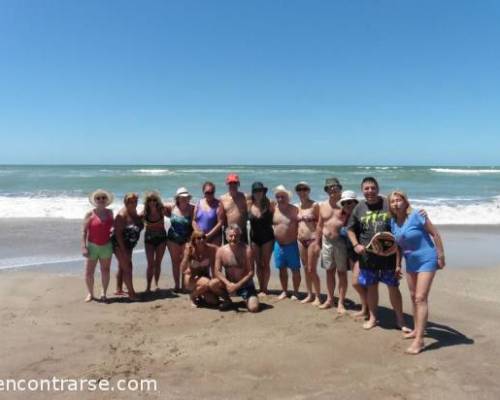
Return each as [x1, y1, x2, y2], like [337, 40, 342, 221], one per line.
[236, 280, 258, 300]
[320, 235, 348, 272]
[273, 241, 301, 271]
[87, 242, 113, 261]
[358, 268, 399, 287]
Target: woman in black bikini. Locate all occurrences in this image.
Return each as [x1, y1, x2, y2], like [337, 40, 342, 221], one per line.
[181, 230, 219, 307]
[295, 182, 321, 306]
[247, 182, 275, 296]
[112, 192, 143, 300]
[141, 191, 168, 292]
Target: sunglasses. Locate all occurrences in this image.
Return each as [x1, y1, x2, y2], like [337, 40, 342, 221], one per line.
[253, 189, 264, 193]
[148, 199, 158, 203]
[275, 195, 286, 199]
[325, 186, 341, 193]
[342, 200, 356, 206]
[95, 196, 108, 201]
[204, 191, 215, 195]
[296, 187, 309, 192]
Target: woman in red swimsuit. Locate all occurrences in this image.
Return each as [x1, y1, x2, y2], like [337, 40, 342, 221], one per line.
[81, 189, 115, 302]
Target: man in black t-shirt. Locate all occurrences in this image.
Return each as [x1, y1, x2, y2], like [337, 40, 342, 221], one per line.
[347, 177, 408, 331]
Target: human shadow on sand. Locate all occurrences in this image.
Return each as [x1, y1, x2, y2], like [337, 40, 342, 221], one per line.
[376, 305, 474, 352]
[104, 289, 180, 304]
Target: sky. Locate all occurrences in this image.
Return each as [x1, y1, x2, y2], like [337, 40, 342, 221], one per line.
[1, 0, 499, 165]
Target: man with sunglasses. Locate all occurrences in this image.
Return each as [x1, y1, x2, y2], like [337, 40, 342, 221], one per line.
[220, 173, 249, 244]
[313, 178, 350, 313]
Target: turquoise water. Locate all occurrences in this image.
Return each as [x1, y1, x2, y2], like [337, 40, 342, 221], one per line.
[1, 165, 499, 224]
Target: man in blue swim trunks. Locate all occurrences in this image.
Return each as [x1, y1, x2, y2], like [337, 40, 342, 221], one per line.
[347, 177, 408, 331]
[272, 185, 301, 300]
[210, 224, 259, 312]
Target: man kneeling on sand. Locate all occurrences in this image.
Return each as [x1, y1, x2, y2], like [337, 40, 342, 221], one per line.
[209, 224, 260, 312]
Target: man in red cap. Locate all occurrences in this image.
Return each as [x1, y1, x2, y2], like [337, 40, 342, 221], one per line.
[220, 173, 248, 243]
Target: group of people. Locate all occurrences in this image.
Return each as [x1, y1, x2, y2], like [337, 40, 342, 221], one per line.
[81, 174, 445, 355]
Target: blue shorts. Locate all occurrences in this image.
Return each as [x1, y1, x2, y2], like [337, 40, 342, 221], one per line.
[273, 241, 301, 271]
[358, 268, 399, 287]
[236, 281, 257, 300]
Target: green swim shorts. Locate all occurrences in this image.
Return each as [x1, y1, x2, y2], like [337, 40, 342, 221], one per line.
[87, 242, 113, 261]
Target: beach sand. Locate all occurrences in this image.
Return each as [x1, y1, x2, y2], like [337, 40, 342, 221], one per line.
[0, 266, 499, 400]
[1, 219, 500, 399]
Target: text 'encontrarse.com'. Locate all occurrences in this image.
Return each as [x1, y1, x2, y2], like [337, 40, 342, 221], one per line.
[0, 377, 158, 392]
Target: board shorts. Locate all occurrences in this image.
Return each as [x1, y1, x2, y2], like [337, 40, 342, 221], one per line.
[236, 280, 257, 300]
[273, 241, 301, 271]
[87, 242, 113, 261]
[358, 268, 399, 287]
[321, 235, 349, 272]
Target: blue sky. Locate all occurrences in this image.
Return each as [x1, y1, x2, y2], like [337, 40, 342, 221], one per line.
[1, 0, 499, 165]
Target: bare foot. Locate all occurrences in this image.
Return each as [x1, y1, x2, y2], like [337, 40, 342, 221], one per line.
[405, 340, 424, 355]
[362, 319, 377, 330]
[311, 297, 321, 307]
[318, 301, 333, 310]
[397, 324, 413, 334]
[337, 304, 347, 315]
[84, 294, 93, 303]
[300, 295, 313, 304]
[403, 330, 417, 339]
[190, 299, 199, 308]
[353, 309, 369, 320]
[100, 295, 108, 303]
[290, 293, 299, 301]
[257, 291, 268, 298]
[277, 291, 288, 300]
[114, 290, 126, 296]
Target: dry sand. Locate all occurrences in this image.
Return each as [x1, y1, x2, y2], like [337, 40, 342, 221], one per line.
[0, 265, 499, 400]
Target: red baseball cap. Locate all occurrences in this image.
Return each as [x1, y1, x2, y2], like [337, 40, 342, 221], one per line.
[225, 173, 240, 184]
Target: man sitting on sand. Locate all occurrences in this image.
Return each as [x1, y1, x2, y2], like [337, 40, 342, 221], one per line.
[209, 224, 260, 312]
[272, 185, 301, 300]
[220, 173, 249, 243]
[314, 178, 351, 314]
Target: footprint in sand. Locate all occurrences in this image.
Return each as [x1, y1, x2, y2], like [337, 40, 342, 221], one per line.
[315, 323, 328, 329]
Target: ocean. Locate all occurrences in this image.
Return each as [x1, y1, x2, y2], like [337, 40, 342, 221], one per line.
[1, 165, 499, 224]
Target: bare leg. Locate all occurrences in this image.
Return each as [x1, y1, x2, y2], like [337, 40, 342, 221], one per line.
[298, 241, 313, 303]
[406, 272, 435, 354]
[145, 243, 156, 292]
[404, 272, 418, 339]
[319, 269, 335, 309]
[115, 254, 124, 295]
[252, 243, 265, 294]
[190, 277, 210, 307]
[153, 242, 167, 290]
[387, 285, 407, 330]
[167, 241, 183, 291]
[99, 257, 112, 300]
[116, 248, 136, 298]
[352, 261, 368, 318]
[308, 244, 321, 306]
[291, 269, 301, 300]
[260, 240, 273, 294]
[84, 258, 98, 302]
[336, 271, 348, 314]
[278, 268, 288, 300]
[363, 283, 378, 329]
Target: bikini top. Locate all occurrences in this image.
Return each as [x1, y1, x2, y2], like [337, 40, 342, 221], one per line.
[189, 256, 211, 275]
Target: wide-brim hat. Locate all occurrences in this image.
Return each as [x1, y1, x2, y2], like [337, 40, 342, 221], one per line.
[251, 181, 268, 193]
[366, 232, 397, 257]
[89, 189, 114, 207]
[337, 190, 359, 208]
[273, 184, 292, 199]
[175, 187, 192, 199]
[294, 181, 311, 191]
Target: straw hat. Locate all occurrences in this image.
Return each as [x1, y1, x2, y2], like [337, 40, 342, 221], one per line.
[273, 184, 292, 199]
[337, 190, 359, 208]
[366, 232, 397, 257]
[89, 189, 114, 207]
[175, 187, 192, 199]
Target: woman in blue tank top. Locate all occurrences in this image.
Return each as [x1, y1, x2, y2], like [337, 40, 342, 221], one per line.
[389, 190, 446, 355]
